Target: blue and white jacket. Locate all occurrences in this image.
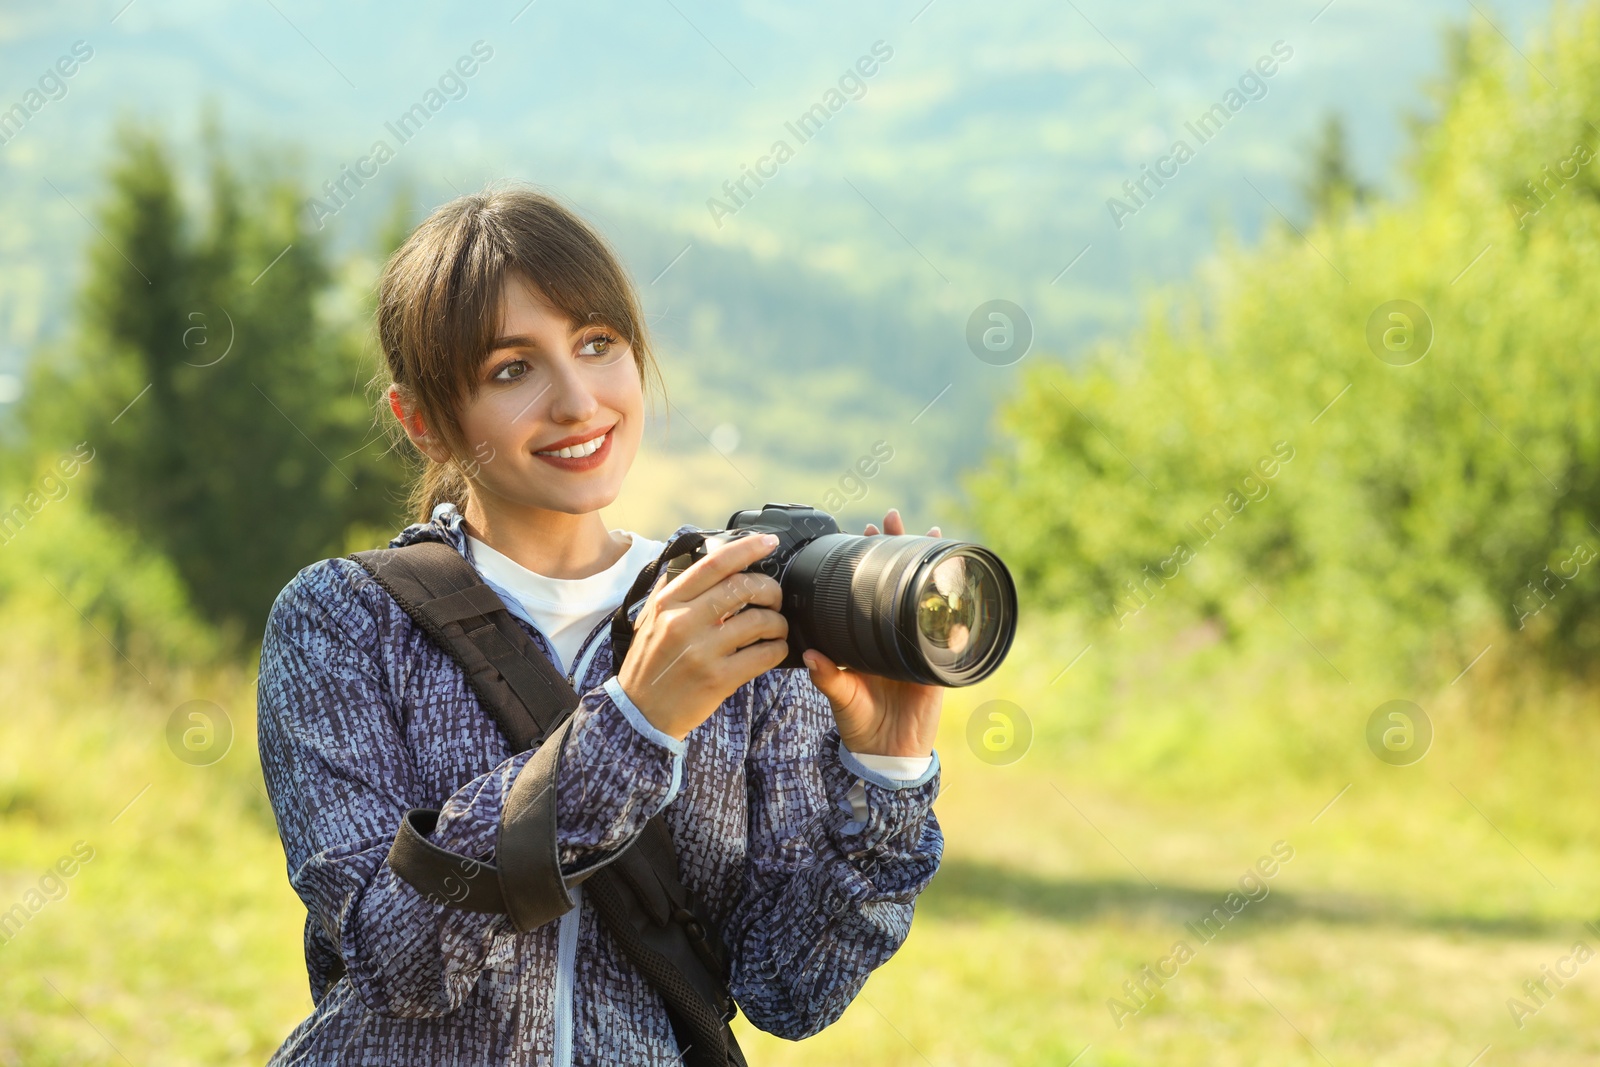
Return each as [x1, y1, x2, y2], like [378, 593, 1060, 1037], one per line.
[256, 504, 944, 1065]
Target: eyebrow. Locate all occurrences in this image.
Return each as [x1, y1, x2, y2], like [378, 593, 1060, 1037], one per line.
[486, 323, 614, 355]
[486, 334, 541, 354]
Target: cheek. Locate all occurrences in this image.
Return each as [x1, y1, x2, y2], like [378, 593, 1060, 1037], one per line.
[608, 358, 646, 411]
[603, 368, 648, 472]
[452, 396, 502, 451]
[454, 392, 536, 469]
[596, 360, 646, 433]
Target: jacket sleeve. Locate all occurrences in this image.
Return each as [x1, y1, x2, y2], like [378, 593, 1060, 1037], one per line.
[722, 666, 943, 1039]
[256, 560, 683, 1018]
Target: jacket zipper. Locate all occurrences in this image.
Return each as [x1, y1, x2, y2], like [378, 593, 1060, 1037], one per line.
[566, 603, 628, 687]
[471, 561, 637, 1067]
[553, 627, 609, 1067]
[553, 887, 582, 1067]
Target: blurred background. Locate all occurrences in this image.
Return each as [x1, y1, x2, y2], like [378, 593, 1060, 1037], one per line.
[2, 0, 1598, 1063]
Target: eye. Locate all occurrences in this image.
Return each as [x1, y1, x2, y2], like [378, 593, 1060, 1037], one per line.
[492, 359, 530, 381]
[579, 332, 620, 358]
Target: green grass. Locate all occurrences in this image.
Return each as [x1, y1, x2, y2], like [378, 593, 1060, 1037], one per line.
[735, 612, 1600, 1065]
[2, 559, 1597, 1065]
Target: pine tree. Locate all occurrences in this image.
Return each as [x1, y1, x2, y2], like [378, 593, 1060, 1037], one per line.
[1299, 112, 1371, 222]
[31, 117, 406, 641]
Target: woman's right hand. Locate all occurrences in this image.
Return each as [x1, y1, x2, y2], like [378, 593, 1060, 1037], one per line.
[615, 532, 790, 742]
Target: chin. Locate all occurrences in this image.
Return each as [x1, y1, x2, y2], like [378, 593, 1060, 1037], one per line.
[546, 484, 622, 514]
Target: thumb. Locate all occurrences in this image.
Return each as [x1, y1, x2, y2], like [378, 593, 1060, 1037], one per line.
[803, 648, 851, 705]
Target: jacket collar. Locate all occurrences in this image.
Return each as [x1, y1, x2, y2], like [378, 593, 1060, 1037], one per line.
[390, 500, 702, 569]
[388, 501, 472, 554]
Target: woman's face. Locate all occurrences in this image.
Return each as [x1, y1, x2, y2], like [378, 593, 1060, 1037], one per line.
[448, 274, 644, 518]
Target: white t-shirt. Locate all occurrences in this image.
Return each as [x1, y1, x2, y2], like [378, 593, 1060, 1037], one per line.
[468, 529, 666, 678]
[467, 529, 933, 791]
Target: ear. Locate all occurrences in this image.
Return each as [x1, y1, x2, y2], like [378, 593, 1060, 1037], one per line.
[388, 387, 450, 463]
[387, 387, 422, 434]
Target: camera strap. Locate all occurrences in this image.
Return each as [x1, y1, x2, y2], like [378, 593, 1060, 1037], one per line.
[609, 528, 708, 666]
[342, 537, 745, 1067]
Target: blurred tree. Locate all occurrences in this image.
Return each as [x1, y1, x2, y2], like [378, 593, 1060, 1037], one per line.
[24, 117, 407, 642]
[1299, 113, 1371, 221]
[967, 5, 1600, 678]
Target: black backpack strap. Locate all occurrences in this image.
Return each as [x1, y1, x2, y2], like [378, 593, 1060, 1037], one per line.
[351, 543, 582, 929]
[586, 857, 747, 1067]
[353, 541, 577, 750]
[386, 808, 505, 911]
[497, 713, 584, 929]
[379, 711, 582, 924]
[348, 539, 745, 1066]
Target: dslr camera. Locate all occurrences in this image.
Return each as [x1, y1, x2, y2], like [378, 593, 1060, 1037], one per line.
[662, 502, 1017, 686]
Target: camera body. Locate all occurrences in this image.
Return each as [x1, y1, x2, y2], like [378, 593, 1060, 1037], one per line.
[661, 502, 841, 670]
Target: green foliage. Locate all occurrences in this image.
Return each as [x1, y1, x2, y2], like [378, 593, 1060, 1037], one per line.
[0, 467, 223, 670]
[21, 118, 408, 641]
[967, 4, 1600, 678]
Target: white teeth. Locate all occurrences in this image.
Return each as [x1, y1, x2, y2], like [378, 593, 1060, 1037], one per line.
[539, 432, 606, 458]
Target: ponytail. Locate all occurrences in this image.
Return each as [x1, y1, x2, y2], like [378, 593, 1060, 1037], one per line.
[411, 458, 472, 525]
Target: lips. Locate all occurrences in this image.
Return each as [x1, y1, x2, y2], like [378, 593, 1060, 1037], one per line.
[535, 424, 614, 458]
[532, 423, 616, 473]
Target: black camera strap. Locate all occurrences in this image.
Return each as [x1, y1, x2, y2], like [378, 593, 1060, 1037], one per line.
[341, 536, 744, 1067]
[610, 528, 708, 666]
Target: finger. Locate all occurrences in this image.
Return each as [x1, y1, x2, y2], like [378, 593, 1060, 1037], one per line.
[634, 565, 675, 617]
[727, 635, 791, 681]
[928, 526, 941, 537]
[802, 647, 834, 673]
[715, 606, 788, 652]
[668, 532, 778, 602]
[698, 570, 782, 621]
[649, 564, 674, 597]
[884, 508, 904, 536]
[864, 523, 880, 536]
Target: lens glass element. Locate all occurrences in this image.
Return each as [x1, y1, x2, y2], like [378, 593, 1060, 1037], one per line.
[913, 549, 1005, 675]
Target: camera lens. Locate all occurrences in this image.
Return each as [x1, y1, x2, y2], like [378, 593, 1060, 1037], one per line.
[784, 534, 1016, 686]
[913, 549, 1009, 679]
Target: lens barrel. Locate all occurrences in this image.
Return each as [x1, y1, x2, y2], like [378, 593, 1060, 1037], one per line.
[781, 532, 1017, 686]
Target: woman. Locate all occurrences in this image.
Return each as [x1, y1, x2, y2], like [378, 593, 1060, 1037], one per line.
[256, 187, 946, 1065]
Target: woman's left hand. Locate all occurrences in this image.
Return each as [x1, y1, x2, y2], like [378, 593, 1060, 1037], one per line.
[801, 507, 945, 758]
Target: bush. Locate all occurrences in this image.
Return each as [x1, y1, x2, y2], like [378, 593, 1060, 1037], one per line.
[967, 5, 1600, 678]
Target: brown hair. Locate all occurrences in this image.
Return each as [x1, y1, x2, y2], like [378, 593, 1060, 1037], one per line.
[374, 185, 665, 522]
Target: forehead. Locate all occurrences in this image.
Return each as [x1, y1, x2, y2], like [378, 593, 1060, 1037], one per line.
[495, 274, 575, 335]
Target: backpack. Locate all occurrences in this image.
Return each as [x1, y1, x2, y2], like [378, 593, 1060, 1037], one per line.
[346, 532, 747, 1067]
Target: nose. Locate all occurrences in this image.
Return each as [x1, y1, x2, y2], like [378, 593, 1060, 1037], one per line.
[546, 356, 600, 425]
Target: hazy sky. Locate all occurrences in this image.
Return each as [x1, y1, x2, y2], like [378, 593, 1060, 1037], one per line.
[0, 0, 1557, 467]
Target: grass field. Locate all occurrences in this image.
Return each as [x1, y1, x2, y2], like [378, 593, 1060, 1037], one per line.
[2, 519, 1597, 1066]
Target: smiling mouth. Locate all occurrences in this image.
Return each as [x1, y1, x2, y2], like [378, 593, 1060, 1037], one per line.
[535, 427, 611, 459]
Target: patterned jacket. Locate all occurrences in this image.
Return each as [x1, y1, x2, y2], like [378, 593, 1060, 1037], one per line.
[256, 503, 944, 1065]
